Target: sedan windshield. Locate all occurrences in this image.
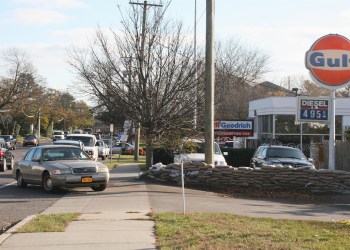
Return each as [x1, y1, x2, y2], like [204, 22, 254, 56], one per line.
[42, 148, 91, 161]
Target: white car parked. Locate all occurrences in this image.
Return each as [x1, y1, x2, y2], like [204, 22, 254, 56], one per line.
[53, 139, 85, 150]
[65, 134, 98, 161]
[96, 140, 110, 160]
[174, 139, 227, 166]
[52, 131, 65, 141]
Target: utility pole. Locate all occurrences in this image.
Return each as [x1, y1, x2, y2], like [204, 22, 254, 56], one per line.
[129, 1, 162, 161]
[205, 0, 215, 167]
[38, 108, 41, 139]
[193, 0, 198, 130]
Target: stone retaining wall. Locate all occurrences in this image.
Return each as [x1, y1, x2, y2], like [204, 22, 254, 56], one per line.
[145, 162, 350, 193]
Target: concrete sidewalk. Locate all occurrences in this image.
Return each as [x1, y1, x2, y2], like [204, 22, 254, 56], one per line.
[0, 164, 156, 250]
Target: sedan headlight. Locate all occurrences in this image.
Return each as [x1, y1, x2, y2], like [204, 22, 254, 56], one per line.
[52, 169, 72, 175]
[97, 166, 109, 173]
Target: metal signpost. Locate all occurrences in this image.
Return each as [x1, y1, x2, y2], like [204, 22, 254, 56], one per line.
[110, 124, 113, 164]
[305, 34, 350, 170]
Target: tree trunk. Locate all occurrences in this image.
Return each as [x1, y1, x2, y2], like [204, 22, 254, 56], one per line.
[145, 139, 154, 170]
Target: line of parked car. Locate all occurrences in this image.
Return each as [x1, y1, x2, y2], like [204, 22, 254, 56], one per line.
[50, 131, 144, 161]
[0, 132, 145, 193]
[0, 130, 316, 194]
[0, 135, 17, 172]
[0, 134, 43, 172]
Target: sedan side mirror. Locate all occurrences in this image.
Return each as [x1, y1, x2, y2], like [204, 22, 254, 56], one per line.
[32, 156, 41, 162]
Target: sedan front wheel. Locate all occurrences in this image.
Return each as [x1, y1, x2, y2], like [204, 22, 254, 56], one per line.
[91, 184, 107, 191]
[42, 173, 57, 193]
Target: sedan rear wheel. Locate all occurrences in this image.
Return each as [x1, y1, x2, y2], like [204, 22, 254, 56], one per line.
[91, 184, 107, 191]
[42, 173, 57, 193]
[17, 171, 27, 188]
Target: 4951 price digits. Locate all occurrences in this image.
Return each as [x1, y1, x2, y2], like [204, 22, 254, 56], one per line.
[301, 109, 327, 120]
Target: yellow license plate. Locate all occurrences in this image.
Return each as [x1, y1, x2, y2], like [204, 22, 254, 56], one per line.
[81, 177, 93, 183]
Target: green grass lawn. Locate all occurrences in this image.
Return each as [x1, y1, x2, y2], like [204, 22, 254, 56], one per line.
[17, 213, 80, 233]
[153, 212, 350, 249]
[103, 154, 146, 169]
[18, 211, 350, 250]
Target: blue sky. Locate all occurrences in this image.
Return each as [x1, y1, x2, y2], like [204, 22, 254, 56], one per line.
[1, 0, 350, 94]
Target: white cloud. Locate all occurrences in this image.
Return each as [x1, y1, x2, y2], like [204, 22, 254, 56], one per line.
[51, 27, 120, 47]
[340, 9, 350, 20]
[6, 8, 70, 25]
[11, 0, 87, 9]
[216, 25, 350, 82]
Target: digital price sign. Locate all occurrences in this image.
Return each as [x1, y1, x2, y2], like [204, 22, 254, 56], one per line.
[296, 97, 329, 122]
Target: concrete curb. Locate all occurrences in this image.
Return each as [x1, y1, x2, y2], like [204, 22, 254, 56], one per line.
[0, 214, 37, 245]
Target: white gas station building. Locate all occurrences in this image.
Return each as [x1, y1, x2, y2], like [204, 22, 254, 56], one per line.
[248, 96, 350, 145]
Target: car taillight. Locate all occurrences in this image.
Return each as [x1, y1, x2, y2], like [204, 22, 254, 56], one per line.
[0, 150, 5, 157]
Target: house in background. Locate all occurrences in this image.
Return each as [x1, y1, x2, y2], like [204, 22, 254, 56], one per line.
[93, 119, 111, 134]
[251, 81, 296, 97]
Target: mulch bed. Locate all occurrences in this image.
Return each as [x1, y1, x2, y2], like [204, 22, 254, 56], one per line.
[219, 186, 350, 204]
[144, 176, 350, 204]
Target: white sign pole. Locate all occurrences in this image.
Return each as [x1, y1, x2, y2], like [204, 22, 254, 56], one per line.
[110, 124, 113, 164]
[181, 160, 186, 215]
[329, 90, 336, 170]
[300, 122, 303, 151]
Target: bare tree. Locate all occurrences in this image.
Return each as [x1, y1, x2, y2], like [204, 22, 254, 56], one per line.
[299, 79, 329, 97]
[0, 48, 44, 134]
[336, 84, 350, 97]
[68, 3, 204, 168]
[214, 39, 270, 120]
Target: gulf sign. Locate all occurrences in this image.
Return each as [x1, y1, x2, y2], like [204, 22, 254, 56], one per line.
[305, 34, 350, 90]
[214, 120, 253, 137]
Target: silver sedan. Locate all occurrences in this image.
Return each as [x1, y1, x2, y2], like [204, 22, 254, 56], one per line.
[12, 145, 109, 192]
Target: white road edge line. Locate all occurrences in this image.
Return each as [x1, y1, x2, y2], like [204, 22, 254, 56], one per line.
[0, 181, 16, 189]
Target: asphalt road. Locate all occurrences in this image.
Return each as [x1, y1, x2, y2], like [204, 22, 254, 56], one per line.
[0, 141, 66, 233]
[0, 138, 117, 234]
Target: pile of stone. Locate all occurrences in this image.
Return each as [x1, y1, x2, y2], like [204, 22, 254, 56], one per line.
[145, 162, 350, 193]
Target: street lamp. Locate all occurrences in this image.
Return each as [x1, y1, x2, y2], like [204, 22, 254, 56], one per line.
[292, 87, 299, 96]
[51, 117, 64, 136]
[22, 108, 41, 138]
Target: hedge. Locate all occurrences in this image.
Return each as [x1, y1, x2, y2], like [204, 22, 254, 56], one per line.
[221, 148, 256, 167]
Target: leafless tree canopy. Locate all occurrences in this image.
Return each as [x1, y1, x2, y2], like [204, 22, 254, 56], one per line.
[0, 49, 43, 110]
[215, 39, 270, 120]
[68, 2, 204, 166]
[0, 49, 44, 133]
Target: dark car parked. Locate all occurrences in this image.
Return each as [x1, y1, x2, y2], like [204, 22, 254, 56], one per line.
[250, 145, 315, 169]
[23, 134, 39, 147]
[0, 135, 16, 150]
[0, 138, 14, 171]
